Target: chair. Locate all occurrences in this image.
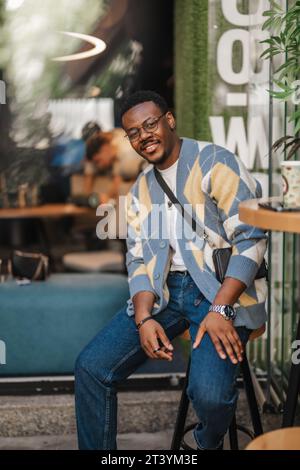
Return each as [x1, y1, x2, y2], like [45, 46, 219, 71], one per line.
[171, 326, 265, 450]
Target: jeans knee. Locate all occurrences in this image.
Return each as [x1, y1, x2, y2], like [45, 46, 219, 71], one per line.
[74, 347, 113, 388]
[187, 379, 236, 419]
[74, 347, 99, 379]
[74, 349, 89, 378]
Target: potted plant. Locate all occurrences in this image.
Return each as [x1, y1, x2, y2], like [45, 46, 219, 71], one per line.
[260, 0, 300, 207]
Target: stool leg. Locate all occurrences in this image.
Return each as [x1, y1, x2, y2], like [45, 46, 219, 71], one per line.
[241, 353, 263, 437]
[171, 357, 191, 450]
[228, 414, 239, 450]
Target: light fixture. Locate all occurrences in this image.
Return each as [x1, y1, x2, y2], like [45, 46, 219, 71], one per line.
[52, 32, 107, 62]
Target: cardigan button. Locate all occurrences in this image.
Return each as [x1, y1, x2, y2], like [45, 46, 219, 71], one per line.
[154, 273, 160, 280]
[159, 241, 166, 248]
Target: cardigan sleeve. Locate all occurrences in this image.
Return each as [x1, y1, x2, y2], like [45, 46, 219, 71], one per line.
[203, 146, 267, 288]
[125, 181, 156, 301]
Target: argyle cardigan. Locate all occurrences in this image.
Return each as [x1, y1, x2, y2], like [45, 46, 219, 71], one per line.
[125, 138, 268, 329]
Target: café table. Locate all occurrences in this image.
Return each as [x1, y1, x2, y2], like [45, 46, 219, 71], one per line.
[0, 203, 95, 252]
[0, 203, 95, 219]
[239, 196, 300, 427]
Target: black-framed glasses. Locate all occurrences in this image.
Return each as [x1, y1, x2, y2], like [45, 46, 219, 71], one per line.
[124, 113, 166, 142]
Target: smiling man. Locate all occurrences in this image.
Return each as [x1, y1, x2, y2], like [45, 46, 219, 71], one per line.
[74, 90, 268, 450]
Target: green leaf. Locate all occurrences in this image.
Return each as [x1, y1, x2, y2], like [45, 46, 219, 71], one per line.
[294, 120, 300, 136]
[270, 0, 283, 12]
[289, 109, 300, 123]
[269, 90, 293, 99]
[272, 36, 282, 46]
[262, 17, 276, 31]
[274, 80, 291, 91]
[262, 10, 275, 17]
[260, 38, 275, 45]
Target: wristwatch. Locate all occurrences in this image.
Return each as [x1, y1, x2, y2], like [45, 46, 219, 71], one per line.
[208, 304, 236, 321]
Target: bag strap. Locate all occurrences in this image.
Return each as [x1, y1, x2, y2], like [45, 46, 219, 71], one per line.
[154, 167, 209, 242]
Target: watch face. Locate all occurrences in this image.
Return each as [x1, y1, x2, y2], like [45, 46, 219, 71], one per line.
[224, 305, 236, 320]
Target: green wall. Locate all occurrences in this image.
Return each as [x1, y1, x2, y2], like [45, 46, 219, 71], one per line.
[174, 0, 210, 140]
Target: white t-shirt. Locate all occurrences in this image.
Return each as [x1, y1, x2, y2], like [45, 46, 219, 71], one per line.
[157, 160, 186, 271]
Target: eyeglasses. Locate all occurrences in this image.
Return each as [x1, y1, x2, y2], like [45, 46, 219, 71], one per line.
[124, 113, 166, 142]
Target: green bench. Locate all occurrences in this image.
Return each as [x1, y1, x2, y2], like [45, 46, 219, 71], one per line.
[0, 273, 129, 376]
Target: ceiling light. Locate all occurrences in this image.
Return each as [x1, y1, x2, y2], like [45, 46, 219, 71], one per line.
[52, 31, 106, 62]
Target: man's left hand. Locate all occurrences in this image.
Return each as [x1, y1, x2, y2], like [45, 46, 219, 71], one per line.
[193, 312, 244, 364]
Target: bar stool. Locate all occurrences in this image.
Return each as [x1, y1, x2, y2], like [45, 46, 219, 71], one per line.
[171, 326, 265, 450]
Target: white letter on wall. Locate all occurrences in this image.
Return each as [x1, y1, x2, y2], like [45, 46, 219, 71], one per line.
[221, 0, 267, 26]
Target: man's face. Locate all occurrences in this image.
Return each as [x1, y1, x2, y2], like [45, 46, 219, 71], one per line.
[122, 101, 176, 165]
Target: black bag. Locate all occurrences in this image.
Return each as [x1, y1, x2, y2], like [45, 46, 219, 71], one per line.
[154, 168, 268, 283]
[9, 250, 49, 281]
[212, 247, 268, 283]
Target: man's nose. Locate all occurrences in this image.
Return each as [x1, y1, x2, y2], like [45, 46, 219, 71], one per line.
[139, 126, 151, 141]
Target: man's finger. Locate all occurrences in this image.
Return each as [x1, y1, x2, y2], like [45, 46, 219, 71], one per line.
[150, 337, 172, 361]
[232, 330, 244, 354]
[157, 330, 174, 352]
[228, 332, 243, 362]
[220, 334, 238, 364]
[210, 333, 226, 360]
[144, 341, 157, 359]
[193, 324, 206, 349]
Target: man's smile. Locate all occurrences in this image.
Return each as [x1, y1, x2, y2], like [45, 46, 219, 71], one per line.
[141, 139, 161, 155]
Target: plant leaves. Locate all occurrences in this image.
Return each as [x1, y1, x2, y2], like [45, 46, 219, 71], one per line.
[272, 136, 294, 152]
[287, 140, 300, 159]
[270, 0, 283, 12]
[294, 120, 300, 135]
[289, 109, 300, 123]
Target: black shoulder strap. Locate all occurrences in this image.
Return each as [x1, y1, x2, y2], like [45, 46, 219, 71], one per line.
[154, 167, 207, 240]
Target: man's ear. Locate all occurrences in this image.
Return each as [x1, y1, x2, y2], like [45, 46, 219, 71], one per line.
[166, 111, 176, 130]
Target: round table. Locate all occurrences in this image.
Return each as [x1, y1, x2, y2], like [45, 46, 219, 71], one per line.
[239, 196, 300, 428]
[246, 427, 300, 450]
[239, 196, 300, 234]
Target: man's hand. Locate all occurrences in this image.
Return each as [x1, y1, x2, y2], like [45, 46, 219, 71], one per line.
[138, 320, 174, 361]
[193, 312, 244, 364]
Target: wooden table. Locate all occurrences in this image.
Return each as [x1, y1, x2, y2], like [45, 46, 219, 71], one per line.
[0, 204, 95, 220]
[239, 196, 300, 234]
[239, 196, 300, 428]
[0, 204, 96, 253]
[246, 427, 300, 450]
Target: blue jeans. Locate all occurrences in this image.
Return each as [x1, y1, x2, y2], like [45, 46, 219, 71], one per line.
[74, 271, 251, 450]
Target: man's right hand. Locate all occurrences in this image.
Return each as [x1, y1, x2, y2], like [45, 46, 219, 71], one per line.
[138, 320, 174, 361]
[132, 291, 173, 361]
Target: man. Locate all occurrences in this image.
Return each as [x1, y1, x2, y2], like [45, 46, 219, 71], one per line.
[83, 129, 144, 202]
[75, 90, 267, 450]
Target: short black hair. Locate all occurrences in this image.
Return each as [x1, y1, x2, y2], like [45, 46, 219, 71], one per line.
[81, 121, 101, 142]
[85, 131, 112, 161]
[119, 90, 169, 121]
